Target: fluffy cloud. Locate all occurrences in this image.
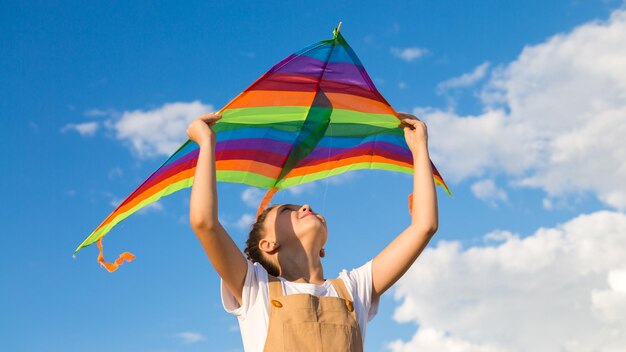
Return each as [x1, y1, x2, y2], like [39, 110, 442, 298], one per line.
[437, 61, 491, 92]
[235, 213, 256, 231]
[174, 331, 206, 344]
[60, 121, 99, 136]
[470, 179, 509, 207]
[421, 9, 626, 210]
[387, 210, 626, 352]
[391, 47, 430, 62]
[242, 187, 265, 208]
[107, 100, 214, 158]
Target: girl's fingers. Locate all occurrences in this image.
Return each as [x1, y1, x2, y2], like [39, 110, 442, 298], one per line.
[199, 114, 222, 123]
[402, 117, 420, 124]
[399, 119, 419, 130]
[398, 112, 419, 119]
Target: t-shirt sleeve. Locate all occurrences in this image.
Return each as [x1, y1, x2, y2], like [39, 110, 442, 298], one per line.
[220, 259, 267, 319]
[340, 259, 380, 322]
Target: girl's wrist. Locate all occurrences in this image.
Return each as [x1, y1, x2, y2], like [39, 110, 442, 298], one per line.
[198, 136, 216, 149]
[410, 141, 429, 156]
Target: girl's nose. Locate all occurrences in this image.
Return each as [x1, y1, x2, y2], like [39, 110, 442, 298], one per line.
[301, 204, 313, 213]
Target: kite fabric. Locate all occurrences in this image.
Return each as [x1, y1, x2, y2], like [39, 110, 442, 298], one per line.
[73, 24, 453, 272]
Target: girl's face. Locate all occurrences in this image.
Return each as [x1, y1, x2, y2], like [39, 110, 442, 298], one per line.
[265, 203, 328, 249]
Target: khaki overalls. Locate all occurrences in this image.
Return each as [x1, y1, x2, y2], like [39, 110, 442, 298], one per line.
[263, 275, 363, 352]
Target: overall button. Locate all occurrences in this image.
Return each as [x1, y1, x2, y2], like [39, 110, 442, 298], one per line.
[345, 300, 354, 312]
[271, 299, 283, 308]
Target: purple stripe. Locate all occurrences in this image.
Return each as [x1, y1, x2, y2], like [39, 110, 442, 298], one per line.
[304, 141, 412, 160]
[148, 148, 200, 183]
[269, 55, 373, 90]
[215, 138, 293, 155]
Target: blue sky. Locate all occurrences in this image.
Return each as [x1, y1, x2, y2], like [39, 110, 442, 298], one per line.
[3, 1, 626, 351]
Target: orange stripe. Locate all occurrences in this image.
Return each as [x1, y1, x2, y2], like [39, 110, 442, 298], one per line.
[227, 90, 316, 109]
[325, 92, 394, 115]
[226, 90, 395, 115]
[286, 155, 410, 177]
[216, 160, 282, 179]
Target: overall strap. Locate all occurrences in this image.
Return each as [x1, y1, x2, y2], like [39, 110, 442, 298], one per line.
[330, 278, 352, 301]
[267, 274, 284, 300]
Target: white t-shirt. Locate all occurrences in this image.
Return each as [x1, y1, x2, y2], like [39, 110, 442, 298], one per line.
[220, 259, 380, 352]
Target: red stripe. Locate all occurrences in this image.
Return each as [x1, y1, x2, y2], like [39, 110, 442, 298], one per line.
[248, 72, 391, 107]
[217, 149, 288, 167]
[295, 145, 412, 167]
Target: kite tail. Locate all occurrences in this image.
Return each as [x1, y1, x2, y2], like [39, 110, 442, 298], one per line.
[97, 238, 136, 273]
[257, 187, 279, 219]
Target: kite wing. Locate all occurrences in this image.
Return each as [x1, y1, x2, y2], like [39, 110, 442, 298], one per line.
[74, 25, 452, 272]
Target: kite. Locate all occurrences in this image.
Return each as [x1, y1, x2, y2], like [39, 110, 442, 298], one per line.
[73, 23, 453, 272]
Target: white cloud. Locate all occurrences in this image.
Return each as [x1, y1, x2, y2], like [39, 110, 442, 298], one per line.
[286, 182, 317, 196]
[235, 213, 256, 231]
[418, 8, 626, 210]
[108, 166, 123, 179]
[437, 61, 491, 92]
[387, 327, 504, 352]
[109, 100, 214, 158]
[242, 187, 265, 208]
[391, 47, 429, 62]
[175, 331, 206, 344]
[84, 108, 111, 117]
[398, 81, 407, 89]
[591, 267, 626, 322]
[60, 121, 99, 136]
[387, 210, 626, 352]
[327, 171, 358, 185]
[470, 179, 509, 207]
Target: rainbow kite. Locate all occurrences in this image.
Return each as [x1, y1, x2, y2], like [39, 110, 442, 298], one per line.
[74, 23, 453, 272]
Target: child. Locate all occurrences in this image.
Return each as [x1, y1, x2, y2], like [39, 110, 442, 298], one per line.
[186, 111, 438, 352]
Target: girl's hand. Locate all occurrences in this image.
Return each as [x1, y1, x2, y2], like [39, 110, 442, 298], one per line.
[186, 112, 222, 145]
[398, 112, 428, 154]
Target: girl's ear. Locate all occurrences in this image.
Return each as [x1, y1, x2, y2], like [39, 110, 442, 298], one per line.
[259, 239, 280, 254]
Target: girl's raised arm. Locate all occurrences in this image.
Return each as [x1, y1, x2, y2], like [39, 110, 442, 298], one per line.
[187, 113, 247, 306]
[371, 113, 439, 302]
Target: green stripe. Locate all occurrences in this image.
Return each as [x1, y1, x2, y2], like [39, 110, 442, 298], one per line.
[74, 177, 194, 254]
[276, 162, 413, 188]
[215, 121, 404, 138]
[219, 106, 399, 130]
[215, 170, 276, 188]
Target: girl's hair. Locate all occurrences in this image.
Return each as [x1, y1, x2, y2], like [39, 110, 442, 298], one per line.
[244, 205, 281, 277]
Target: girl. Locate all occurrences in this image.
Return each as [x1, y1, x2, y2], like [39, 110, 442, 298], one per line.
[186, 111, 438, 352]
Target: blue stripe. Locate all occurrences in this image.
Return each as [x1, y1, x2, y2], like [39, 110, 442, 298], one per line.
[215, 127, 407, 149]
[302, 43, 362, 65]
